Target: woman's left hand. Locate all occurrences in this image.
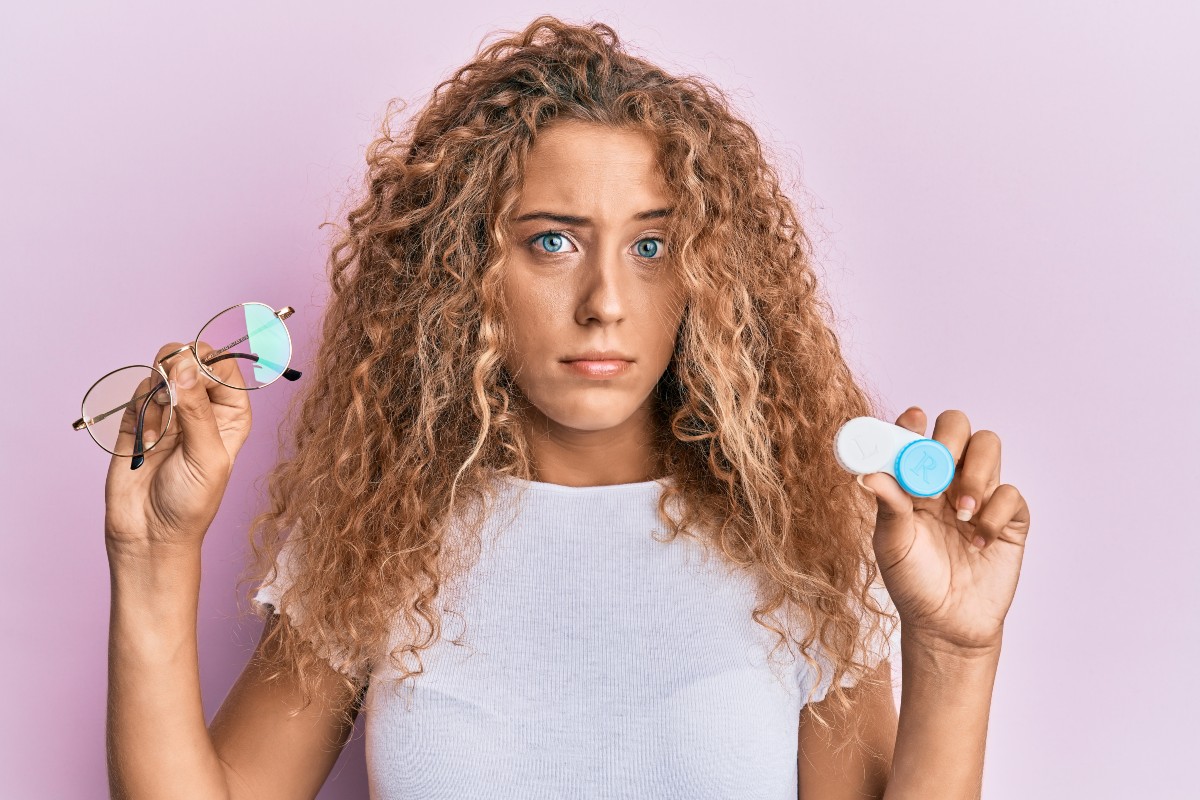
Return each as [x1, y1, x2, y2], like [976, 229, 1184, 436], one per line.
[858, 407, 1031, 655]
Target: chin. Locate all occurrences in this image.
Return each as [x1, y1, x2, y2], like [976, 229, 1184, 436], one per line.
[537, 397, 641, 432]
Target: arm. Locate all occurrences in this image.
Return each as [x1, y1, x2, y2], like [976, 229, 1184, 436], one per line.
[881, 631, 1001, 800]
[210, 607, 368, 798]
[797, 632, 999, 800]
[798, 656, 898, 799]
[851, 407, 1026, 798]
[107, 543, 365, 799]
[107, 545, 232, 798]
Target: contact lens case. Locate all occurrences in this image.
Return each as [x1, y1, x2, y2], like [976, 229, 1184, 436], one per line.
[834, 416, 955, 498]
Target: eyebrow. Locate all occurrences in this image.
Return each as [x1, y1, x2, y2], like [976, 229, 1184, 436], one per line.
[511, 207, 674, 225]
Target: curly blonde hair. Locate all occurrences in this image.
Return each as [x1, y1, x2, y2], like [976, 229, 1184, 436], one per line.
[239, 14, 897, 754]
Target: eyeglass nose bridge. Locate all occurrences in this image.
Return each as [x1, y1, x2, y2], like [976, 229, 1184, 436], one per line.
[157, 344, 196, 368]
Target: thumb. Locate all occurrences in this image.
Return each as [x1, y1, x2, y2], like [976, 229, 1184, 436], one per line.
[857, 472, 913, 529]
[168, 355, 225, 471]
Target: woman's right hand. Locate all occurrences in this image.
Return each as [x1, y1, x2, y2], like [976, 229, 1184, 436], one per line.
[103, 340, 254, 556]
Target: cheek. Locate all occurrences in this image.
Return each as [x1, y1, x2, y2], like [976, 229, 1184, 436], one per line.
[651, 292, 686, 354]
[501, 277, 558, 378]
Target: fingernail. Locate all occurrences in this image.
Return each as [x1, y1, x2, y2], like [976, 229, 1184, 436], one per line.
[956, 495, 976, 522]
[856, 474, 876, 496]
[972, 534, 987, 551]
[177, 360, 197, 389]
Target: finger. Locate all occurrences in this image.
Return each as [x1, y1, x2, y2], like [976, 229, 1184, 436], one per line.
[970, 483, 1027, 550]
[191, 339, 249, 406]
[894, 406, 927, 437]
[152, 341, 243, 408]
[952, 429, 1002, 523]
[901, 408, 970, 510]
[162, 346, 227, 476]
[145, 341, 190, 449]
[858, 470, 914, 529]
[930, 408, 972, 467]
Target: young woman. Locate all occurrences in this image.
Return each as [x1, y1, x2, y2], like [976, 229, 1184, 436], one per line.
[105, 16, 1031, 799]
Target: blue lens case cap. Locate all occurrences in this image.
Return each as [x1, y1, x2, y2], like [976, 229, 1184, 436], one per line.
[894, 439, 955, 497]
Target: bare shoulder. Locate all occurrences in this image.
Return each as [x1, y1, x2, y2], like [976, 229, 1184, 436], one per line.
[207, 613, 368, 800]
[798, 657, 898, 800]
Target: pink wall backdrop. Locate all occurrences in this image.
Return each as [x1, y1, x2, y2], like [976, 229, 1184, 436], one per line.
[3, 1, 1196, 797]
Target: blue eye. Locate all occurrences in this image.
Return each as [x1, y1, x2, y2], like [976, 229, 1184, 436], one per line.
[635, 238, 662, 259]
[532, 231, 575, 254]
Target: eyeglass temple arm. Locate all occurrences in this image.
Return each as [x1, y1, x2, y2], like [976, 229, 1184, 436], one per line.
[129, 377, 164, 469]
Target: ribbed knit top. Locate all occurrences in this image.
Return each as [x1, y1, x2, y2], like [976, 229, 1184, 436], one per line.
[253, 473, 893, 799]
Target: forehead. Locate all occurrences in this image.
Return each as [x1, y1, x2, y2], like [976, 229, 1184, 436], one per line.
[517, 121, 671, 211]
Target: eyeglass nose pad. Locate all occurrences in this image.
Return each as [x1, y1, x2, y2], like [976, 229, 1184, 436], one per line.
[156, 345, 194, 409]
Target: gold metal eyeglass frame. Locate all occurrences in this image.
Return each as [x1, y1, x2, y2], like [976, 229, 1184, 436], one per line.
[71, 302, 302, 470]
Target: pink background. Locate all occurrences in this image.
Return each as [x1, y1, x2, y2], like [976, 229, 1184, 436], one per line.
[3, 2, 1196, 797]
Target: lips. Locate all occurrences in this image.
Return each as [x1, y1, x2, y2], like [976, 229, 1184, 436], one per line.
[560, 359, 633, 378]
[561, 350, 634, 362]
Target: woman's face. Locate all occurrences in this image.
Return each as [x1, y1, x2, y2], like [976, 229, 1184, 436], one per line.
[501, 120, 686, 469]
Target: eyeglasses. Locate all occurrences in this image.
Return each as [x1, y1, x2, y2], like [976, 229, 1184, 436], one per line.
[71, 302, 303, 470]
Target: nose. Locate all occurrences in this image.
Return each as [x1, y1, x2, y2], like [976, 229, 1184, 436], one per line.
[573, 243, 630, 326]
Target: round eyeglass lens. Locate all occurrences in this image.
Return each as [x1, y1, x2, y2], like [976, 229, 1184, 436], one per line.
[82, 365, 173, 456]
[195, 303, 292, 389]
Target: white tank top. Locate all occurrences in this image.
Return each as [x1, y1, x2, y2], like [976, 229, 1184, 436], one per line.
[254, 473, 893, 799]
